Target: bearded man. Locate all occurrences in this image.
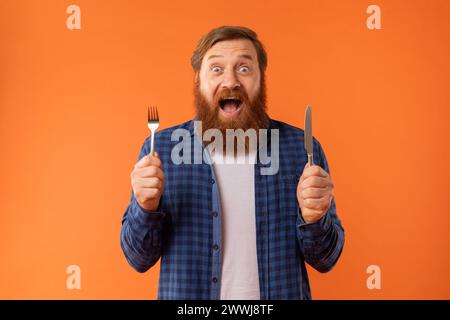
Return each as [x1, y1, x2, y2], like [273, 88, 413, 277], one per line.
[121, 26, 345, 300]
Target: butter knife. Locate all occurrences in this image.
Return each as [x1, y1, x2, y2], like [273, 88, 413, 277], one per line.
[305, 105, 314, 166]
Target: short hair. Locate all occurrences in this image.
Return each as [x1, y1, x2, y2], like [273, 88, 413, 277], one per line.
[191, 26, 268, 73]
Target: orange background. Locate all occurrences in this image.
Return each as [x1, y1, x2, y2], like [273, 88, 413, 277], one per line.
[1, 0, 449, 299]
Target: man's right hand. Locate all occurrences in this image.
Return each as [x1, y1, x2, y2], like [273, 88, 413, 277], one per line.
[130, 153, 165, 212]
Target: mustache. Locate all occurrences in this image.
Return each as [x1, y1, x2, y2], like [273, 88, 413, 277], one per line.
[194, 75, 269, 136]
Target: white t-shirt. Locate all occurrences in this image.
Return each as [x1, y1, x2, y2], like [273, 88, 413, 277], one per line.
[209, 147, 260, 300]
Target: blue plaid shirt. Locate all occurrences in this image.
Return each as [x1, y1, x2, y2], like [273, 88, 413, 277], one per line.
[121, 119, 345, 300]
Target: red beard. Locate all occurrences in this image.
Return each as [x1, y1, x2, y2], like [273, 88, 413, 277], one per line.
[194, 75, 269, 141]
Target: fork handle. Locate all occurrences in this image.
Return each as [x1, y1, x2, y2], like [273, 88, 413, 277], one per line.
[149, 131, 155, 157]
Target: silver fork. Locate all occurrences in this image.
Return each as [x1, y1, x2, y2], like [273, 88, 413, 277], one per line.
[147, 106, 160, 156]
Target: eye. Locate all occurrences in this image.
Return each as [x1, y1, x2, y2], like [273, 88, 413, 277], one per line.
[211, 66, 222, 73]
[238, 66, 250, 73]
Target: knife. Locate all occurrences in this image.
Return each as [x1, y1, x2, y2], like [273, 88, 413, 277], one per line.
[305, 105, 314, 166]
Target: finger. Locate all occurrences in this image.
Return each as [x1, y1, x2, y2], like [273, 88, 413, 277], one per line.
[302, 187, 328, 199]
[301, 164, 328, 179]
[139, 187, 162, 200]
[301, 208, 323, 223]
[136, 166, 165, 181]
[301, 208, 323, 219]
[299, 165, 327, 184]
[303, 197, 331, 210]
[132, 177, 163, 189]
[301, 176, 332, 189]
[135, 154, 162, 169]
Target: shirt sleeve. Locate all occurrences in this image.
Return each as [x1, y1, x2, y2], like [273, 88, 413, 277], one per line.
[296, 138, 345, 273]
[120, 136, 166, 273]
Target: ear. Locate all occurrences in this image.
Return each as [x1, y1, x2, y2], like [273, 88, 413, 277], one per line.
[194, 72, 199, 84]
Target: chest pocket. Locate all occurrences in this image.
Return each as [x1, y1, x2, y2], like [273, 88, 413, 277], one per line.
[278, 174, 301, 216]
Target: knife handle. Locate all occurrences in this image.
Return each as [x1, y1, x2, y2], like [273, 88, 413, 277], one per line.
[308, 154, 314, 167]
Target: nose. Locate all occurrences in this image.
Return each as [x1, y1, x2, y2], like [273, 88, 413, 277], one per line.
[221, 69, 241, 90]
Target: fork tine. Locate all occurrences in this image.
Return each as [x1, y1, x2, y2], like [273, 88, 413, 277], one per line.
[147, 105, 159, 157]
[147, 106, 159, 122]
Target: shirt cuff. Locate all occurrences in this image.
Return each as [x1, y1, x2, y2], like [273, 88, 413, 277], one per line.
[297, 207, 332, 240]
[132, 197, 165, 227]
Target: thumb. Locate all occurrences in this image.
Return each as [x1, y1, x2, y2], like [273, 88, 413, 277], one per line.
[135, 154, 152, 168]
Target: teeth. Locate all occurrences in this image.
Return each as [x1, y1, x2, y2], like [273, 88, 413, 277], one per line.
[221, 96, 238, 100]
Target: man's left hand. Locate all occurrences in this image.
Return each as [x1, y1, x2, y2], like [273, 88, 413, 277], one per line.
[297, 164, 334, 224]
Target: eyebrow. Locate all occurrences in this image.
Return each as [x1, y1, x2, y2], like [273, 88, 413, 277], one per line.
[207, 54, 254, 61]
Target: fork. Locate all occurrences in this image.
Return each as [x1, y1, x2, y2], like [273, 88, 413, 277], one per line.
[147, 106, 160, 156]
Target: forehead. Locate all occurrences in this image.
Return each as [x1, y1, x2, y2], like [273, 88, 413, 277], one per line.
[203, 38, 258, 61]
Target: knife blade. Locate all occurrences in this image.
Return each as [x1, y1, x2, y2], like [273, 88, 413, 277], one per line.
[305, 105, 314, 166]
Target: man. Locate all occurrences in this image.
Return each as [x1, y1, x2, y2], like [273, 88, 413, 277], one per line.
[121, 26, 345, 300]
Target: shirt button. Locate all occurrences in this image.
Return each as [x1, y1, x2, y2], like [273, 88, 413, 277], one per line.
[211, 178, 215, 185]
[212, 211, 218, 218]
[212, 277, 218, 283]
[213, 244, 219, 251]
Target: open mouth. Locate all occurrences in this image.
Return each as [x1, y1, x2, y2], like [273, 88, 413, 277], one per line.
[219, 97, 243, 116]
